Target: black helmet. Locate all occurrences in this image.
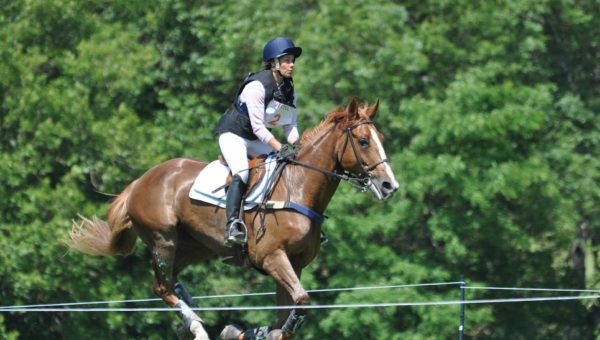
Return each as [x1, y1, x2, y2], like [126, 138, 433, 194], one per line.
[262, 37, 302, 62]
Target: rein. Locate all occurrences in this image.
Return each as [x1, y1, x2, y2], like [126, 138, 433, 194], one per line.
[246, 119, 387, 246]
[287, 158, 370, 191]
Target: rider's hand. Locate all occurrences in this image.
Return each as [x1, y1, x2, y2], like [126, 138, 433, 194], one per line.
[278, 143, 296, 160]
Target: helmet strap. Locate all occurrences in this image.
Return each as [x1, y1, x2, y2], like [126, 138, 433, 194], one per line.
[272, 59, 284, 82]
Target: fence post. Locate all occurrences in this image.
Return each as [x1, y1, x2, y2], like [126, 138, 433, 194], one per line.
[459, 275, 465, 340]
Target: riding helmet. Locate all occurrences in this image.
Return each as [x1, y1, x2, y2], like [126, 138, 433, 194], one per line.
[262, 37, 302, 62]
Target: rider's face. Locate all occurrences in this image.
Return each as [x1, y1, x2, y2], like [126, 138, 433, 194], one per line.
[278, 55, 295, 78]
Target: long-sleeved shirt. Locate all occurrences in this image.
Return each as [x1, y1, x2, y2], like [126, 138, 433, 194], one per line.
[239, 80, 299, 144]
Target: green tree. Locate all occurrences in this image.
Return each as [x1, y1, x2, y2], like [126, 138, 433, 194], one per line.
[1, 0, 598, 339]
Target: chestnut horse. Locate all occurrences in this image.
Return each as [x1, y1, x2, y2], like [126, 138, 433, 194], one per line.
[69, 97, 399, 340]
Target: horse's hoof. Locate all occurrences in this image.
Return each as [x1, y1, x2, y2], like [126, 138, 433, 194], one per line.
[219, 324, 243, 340]
[266, 329, 285, 340]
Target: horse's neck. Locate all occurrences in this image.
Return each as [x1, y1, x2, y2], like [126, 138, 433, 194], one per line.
[285, 127, 342, 213]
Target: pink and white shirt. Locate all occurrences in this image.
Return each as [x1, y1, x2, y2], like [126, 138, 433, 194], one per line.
[239, 80, 299, 144]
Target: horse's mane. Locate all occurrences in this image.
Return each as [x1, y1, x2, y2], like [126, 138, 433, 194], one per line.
[301, 102, 370, 144]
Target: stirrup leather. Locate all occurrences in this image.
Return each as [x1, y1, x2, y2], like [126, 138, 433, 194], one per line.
[224, 219, 247, 246]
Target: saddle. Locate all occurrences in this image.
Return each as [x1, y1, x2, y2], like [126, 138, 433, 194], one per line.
[188, 153, 326, 268]
[188, 153, 279, 210]
[218, 154, 268, 195]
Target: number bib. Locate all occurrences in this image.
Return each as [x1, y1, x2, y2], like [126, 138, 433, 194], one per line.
[265, 100, 296, 127]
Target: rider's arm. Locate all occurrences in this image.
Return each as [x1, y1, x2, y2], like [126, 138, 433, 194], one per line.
[283, 91, 299, 144]
[266, 137, 283, 151]
[240, 81, 283, 150]
[285, 128, 299, 145]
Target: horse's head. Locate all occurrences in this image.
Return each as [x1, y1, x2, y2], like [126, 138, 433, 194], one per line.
[336, 97, 400, 200]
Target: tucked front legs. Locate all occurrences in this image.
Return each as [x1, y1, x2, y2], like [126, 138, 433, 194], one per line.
[263, 249, 309, 305]
[262, 249, 309, 339]
[275, 283, 307, 333]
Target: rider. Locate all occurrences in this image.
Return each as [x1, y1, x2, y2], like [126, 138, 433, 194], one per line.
[214, 37, 302, 247]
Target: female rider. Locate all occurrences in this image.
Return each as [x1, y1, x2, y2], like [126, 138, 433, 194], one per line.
[214, 37, 302, 247]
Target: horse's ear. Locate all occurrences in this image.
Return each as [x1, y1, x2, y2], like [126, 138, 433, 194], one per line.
[367, 98, 380, 120]
[346, 97, 359, 119]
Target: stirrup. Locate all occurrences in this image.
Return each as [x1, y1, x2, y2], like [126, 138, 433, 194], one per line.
[224, 219, 247, 247]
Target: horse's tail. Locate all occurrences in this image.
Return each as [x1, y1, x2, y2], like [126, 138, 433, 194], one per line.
[68, 180, 139, 256]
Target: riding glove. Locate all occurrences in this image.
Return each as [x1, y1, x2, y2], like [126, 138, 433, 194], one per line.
[278, 143, 297, 160]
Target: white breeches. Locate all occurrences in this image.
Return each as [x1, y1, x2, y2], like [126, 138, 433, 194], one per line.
[219, 132, 273, 183]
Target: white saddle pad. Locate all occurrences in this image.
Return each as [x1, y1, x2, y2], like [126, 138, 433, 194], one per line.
[188, 154, 278, 210]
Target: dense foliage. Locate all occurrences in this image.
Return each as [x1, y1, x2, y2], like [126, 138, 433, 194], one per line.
[1, 1, 598, 339]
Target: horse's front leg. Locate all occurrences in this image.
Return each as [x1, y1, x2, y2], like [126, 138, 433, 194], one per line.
[263, 249, 309, 305]
[225, 250, 307, 340]
[275, 281, 307, 334]
[263, 249, 308, 339]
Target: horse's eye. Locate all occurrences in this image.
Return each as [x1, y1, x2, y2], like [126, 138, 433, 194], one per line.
[359, 137, 369, 148]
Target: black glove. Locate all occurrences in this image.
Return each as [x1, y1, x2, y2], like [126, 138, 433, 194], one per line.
[278, 143, 296, 160]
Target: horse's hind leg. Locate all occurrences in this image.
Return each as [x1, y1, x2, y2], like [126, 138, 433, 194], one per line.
[150, 230, 178, 305]
[145, 228, 209, 340]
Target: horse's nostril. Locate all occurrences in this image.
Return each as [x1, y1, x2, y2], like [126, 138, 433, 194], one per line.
[382, 182, 392, 190]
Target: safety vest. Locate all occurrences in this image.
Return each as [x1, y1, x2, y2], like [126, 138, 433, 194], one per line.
[214, 70, 295, 140]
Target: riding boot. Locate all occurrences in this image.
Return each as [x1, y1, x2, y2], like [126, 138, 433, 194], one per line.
[224, 174, 247, 247]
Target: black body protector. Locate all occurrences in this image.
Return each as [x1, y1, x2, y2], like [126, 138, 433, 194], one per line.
[214, 69, 295, 140]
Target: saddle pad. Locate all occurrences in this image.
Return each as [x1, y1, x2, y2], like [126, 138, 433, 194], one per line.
[188, 154, 278, 210]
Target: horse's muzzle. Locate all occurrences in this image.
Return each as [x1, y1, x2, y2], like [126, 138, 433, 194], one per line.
[370, 174, 400, 200]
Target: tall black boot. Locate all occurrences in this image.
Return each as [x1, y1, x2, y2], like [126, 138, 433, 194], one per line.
[224, 174, 247, 247]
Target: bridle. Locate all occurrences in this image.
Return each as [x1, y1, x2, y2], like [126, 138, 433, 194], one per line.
[285, 120, 389, 191]
[250, 119, 387, 238]
[340, 120, 389, 175]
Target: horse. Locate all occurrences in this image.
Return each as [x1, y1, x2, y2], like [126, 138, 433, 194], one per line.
[69, 97, 399, 340]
